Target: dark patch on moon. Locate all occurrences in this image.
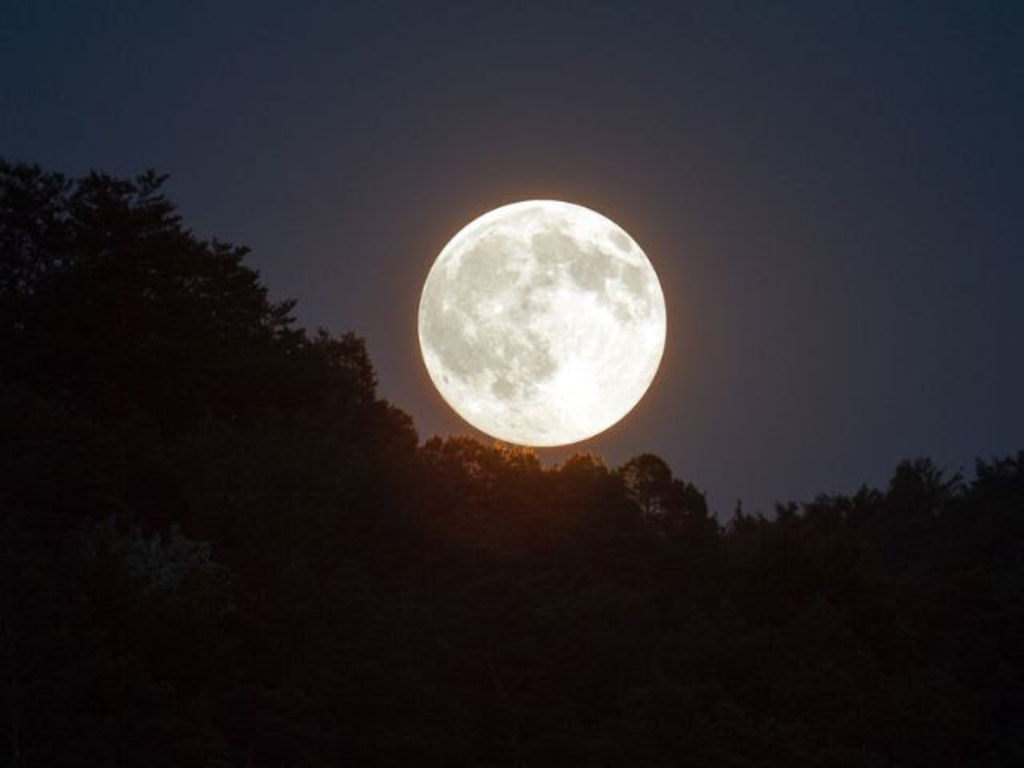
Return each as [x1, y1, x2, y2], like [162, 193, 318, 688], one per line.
[457, 232, 519, 290]
[609, 229, 631, 251]
[619, 263, 652, 307]
[530, 230, 580, 267]
[568, 252, 612, 293]
[491, 376, 517, 399]
[421, 280, 559, 400]
[613, 301, 633, 323]
[530, 229, 626, 299]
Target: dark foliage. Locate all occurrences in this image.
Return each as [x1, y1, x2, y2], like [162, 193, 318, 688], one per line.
[1, 161, 1021, 766]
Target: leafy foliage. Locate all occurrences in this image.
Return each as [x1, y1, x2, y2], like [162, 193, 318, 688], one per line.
[1, 161, 1021, 766]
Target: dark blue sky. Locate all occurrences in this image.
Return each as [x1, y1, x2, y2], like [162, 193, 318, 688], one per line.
[4, 1, 1022, 514]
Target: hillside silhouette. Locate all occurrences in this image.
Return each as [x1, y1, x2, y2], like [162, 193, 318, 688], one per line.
[2, 161, 1021, 766]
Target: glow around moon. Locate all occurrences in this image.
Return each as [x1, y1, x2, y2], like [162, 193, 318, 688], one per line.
[418, 200, 667, 447]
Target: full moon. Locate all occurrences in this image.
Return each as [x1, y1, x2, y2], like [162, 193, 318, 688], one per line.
[418, 200, 667, 447]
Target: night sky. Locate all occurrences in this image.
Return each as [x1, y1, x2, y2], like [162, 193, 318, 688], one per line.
[4, 1, 1022, 515]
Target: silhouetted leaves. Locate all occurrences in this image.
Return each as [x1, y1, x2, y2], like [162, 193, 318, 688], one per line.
[1, 160, 1020, 766]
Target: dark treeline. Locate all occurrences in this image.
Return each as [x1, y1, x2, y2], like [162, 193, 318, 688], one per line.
[1, 161, 1021, 767]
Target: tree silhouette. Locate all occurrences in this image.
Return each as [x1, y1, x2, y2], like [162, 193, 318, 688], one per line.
[1, 159, 1020, 766]
[620, 452, 717, 542]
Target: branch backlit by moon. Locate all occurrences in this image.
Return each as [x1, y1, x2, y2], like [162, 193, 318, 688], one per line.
[418, 200, 666, 447]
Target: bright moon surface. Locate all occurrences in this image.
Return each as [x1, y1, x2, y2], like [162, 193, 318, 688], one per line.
[418, 200, 667, 447]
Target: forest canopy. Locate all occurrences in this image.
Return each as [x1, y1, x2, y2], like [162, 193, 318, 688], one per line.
[1, 161, 1021, 766]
